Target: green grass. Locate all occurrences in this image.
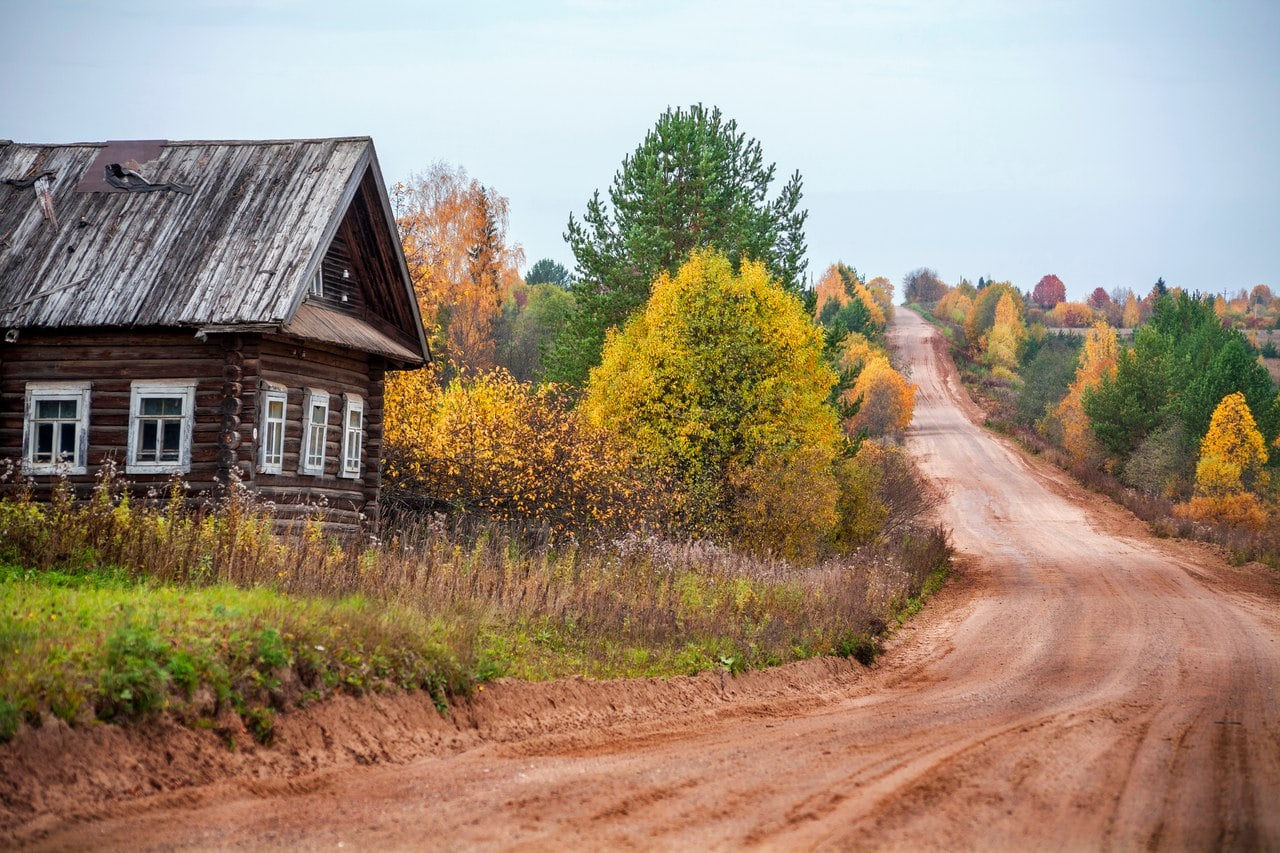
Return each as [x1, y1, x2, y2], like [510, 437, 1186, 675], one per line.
[0, 562, 471, 744]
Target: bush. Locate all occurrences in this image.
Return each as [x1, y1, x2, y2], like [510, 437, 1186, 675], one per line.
[1120, 423, 1191, 498]
[728, 447, 839, 561]
[1175, 493, 1271, 532]
[385, 369, 662, 534]
[98, 621, 174, 720]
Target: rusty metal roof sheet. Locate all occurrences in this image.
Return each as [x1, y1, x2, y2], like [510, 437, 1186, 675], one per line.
[0, 138, 427, 365]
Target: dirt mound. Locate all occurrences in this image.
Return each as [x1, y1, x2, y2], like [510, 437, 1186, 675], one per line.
[0, 655, 870, 843]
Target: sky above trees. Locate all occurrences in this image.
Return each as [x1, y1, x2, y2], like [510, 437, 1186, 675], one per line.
[6, 0, 1276, 300]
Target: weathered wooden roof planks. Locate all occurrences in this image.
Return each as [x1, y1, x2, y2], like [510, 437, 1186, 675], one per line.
[0, 137, 428, 366]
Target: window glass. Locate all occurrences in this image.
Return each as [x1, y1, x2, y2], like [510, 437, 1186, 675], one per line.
[260, 392, 287, 473]
[127, 381, 195, 474]
[301, 390, 330, 475]
[25, 383, 91, 473]
[35, 422, 56, 460]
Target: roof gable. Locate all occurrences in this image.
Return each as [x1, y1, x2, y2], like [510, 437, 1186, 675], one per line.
[0, 137, 427, 363]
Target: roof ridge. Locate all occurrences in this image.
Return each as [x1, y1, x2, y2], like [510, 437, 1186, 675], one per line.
[5, 137, 373, 149]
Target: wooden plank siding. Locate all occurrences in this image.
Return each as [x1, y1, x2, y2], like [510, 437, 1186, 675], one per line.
[1, 329, 388, 529]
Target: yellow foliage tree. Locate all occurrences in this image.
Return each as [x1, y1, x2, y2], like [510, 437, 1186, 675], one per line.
[581, 249, 842, 541]
[383, 366, 444, 478]
[812, 265, 847, 318]
[1121, 293, 1142, 328]
[1193, 392, 1270, 498]
[982, 292, 1026, 381]
[1175, 393, 1272, 531]
[812, 264, 886, 328]
[1055, 320, 1118, 465]
[836, 332, 879, 376]
[845, 357, 916, 437]
[1046, 301, 1095, 328]
[935, 288, 973, 326]
[865, 276, 895, 314]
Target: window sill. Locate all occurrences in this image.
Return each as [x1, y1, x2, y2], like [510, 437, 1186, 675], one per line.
[126, 463, 190, 476]
[23, 463, 87, 476]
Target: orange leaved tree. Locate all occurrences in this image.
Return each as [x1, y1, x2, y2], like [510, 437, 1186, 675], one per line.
[845, 357, 916, 438]
[1055, 320, 1118, 465]
[392, 164, 524, 375]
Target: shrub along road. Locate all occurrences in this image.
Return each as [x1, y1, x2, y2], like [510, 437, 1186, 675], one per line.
[15, 309, 1280, 850]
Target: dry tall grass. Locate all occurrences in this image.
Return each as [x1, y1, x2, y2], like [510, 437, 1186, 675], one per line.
[0, 460, 951, 680]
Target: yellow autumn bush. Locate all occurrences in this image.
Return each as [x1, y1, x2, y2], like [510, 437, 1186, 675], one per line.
[982, 291, 1026, 380]
[728, 447, 840, 562]
[384, 368, 660, 532]
[934, 288, 973, 326]
[845, 357, 916, 437]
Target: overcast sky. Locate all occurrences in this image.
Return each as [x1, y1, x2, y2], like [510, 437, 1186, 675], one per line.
[6, 0, 1277, 300]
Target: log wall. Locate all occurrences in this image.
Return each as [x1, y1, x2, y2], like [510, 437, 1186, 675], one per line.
[0, 327, 391, 530]
[0, 328, 228, 493]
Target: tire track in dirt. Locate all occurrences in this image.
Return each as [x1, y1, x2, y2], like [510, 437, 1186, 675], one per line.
[9, 308, 1279, 850]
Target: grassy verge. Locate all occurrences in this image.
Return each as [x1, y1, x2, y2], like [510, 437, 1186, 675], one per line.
[0, 475, 952, 745]
[0, 563, 467, 745]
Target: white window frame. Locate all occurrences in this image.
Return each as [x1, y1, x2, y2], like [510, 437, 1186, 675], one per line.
[339, 394, 364, 479]
[309, 267, 325, 298]
[126, 380, 197, 475]
[258, 385, 288, 475]
[23, 381, 92, 475]
[300, 388, 330, 476]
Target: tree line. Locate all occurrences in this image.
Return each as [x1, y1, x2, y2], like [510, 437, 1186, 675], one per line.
[381, 105, 926, 562]
[914, 275, 1280, 534]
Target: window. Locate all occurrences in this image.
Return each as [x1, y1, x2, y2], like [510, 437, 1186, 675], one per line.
[259, 386, 288, 475]
[339, 394, 364, 478]
[127, 380, 196, 474]
[309, 267, 324, 298]
[300, 389, 329, 475]
[23, 382, 92, 475]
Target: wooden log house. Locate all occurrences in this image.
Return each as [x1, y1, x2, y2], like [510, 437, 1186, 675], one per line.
[0, 138, 430, 528]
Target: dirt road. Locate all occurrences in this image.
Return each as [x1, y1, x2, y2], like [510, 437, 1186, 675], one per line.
[17, 309, 1280, 850]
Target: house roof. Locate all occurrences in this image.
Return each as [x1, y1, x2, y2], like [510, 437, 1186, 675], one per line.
[0, 137, 428, 366]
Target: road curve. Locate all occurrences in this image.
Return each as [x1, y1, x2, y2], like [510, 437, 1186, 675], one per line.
[30, 309, 1280, 851]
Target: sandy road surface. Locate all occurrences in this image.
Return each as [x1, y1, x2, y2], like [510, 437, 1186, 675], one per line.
[21, 309, 1280, 850]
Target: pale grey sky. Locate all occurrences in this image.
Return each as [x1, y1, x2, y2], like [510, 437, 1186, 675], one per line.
[6, 0, 1277, 300]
